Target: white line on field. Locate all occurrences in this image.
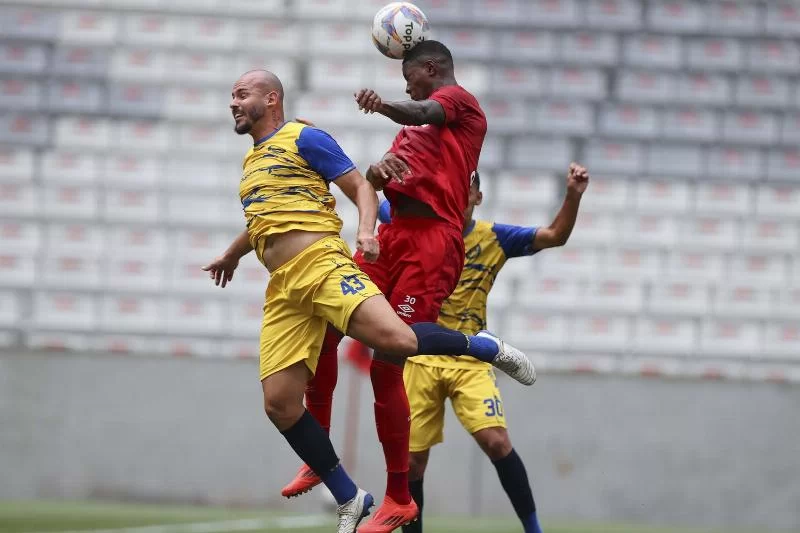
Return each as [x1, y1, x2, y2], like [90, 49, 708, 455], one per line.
[29, 515, 330, 533]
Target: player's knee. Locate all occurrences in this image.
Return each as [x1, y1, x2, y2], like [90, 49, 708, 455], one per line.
[477, 428, 513, 461]
[378, 324, 417, 356]
[408, 451, 429, 481]
[263, 393, 302, 430]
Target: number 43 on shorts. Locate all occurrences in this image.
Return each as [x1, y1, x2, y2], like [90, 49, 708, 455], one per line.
[340, 274, 366, 295]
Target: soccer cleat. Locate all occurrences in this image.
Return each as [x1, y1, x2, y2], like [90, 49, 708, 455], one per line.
[281, 464, 322, 498]
[357, 495, 419, 532]
[337, 488, 375, 533]
[476, 331, 536, 386]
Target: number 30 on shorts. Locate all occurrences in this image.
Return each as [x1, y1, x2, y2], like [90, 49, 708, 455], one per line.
[340, 274, 366, 295]
[483, 396, 504, 417]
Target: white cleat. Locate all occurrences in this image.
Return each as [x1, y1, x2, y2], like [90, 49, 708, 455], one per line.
[337, 488, 374, 533]
[476, 331, 536, 386]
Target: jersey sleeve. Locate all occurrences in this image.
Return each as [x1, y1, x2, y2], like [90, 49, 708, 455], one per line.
[378, 199, 392, 224]
[430, 85, 470, 125]
[492, 223, 539, 258]
[295, 127, 356, 182]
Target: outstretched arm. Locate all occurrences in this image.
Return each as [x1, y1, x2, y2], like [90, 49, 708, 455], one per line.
[355, 89, 445, 126]
[335, 169, 380, 263]
[202, 230, 253, 288]
[533, 163, 589, 250]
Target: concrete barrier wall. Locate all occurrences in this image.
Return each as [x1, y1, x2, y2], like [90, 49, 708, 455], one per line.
[1, 351, 798, 531]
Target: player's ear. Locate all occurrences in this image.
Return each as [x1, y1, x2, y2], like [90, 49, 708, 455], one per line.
[265, 90, 279, 107]
[475, 191, 483, 206]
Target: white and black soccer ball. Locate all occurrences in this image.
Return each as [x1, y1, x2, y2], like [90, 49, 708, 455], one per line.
[371, 2, 431, 60]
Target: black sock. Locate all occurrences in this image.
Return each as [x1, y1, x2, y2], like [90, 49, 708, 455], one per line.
[492, 449, 537, 521]
[402, 478, 424, 533]
[410, 322, 468, 355]
[280, 410, 357, 504]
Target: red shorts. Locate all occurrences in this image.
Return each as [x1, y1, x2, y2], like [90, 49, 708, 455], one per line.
[354, 217, 464, 324]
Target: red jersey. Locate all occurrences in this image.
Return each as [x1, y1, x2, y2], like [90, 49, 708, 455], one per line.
[384, 84, 487, 231]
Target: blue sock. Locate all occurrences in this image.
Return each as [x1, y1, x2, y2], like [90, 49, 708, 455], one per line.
[522, 512, 543, 533]
[280, 410, 357, 505]
[492, 449, 541, 533]
[409, 322, 500, 363]
[320, 464, 358, 506]
[465, 334, 500, 363]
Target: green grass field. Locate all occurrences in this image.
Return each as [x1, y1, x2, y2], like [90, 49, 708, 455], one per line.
[0, 501, 785, 533]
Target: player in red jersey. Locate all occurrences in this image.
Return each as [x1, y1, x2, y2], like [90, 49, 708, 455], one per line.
[282, 41, 534, 533]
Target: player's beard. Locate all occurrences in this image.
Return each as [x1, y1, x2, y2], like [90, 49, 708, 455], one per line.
[234, 103, 266, 134]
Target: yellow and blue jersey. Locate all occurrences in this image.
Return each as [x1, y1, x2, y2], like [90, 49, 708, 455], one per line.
[240, 121, 355, 262]
[378, 200, 538, 369]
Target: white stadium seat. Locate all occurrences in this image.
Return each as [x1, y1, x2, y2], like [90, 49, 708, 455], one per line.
[763, 323, 800, 360]
[767, 148, 800, 181]
[549, 67, 607, 101]
[32, 291, 96, 331]
[59, 10, 117, 45]
[0, 114, 47, 147]
[707, 1, 759, 36]
[3, 7, 59, 40]
[156, 337, 220, 358]
[623, 34, 682, 69]
[0, 252, 35, 288]
[490, 66, 545, 97]
[677, 73, 732, 105]
[617, 70, 676, 103]
[570, 211, 616, 245]
[722, 111, 778, 145]
[781, 113, 800, 145]
[741, 220, 799, 253]
[228, 298, 265, 338]
[634, 179, 690, 214]
[169, 52, 230, 87]
[681, 216, 739, 250]
[498, 30, 556, 63]
[0, 78, 43, 112]
[586, 0, 642, 30]
[114, 120, 169, 153]
[708, 146, 764, 181]
[0, 183, 35, 218]
[633, 318, 696, 356]
[736, 75, 791, 108]
[0, 290, 20, 328]
[55, 117, 111, 150]
[603, 248, 661, 282]
[110, 49, 167, 83]
[122, 13, 178, 47]
[662, 108, 719, 142]
[435, 27, 493, 60]
[0, 43, 48, 75]
[43, 186, 98, 220]
[534, 101, 594, 136]
[495, 171, 557, 208]
[93, 335, 157, 355]
[686, 38, 743, 71]
[223, 252, 269, 297]
[102, 189, 159, 224]
[774, 288, 800, 320]
[41, 254, 101, 289]
[585, 140, 644, 175]
[570, 315, 631, 352]
[524, 0, 580, 28]
[243, 21, 302, 56]
[483, 98, 529, 132]
[308, 59, 369, 92]
[165, 87, 225, 122]
[728, 254, 787, 287]
[765, 3, 800, 38]
[108, 83, 163, 117]
[747, 40, 800, 74]
[166, 297, 224, 335]
[693, 182, 752, 215]
[648, 282, 710, 317]
[292, 0, 348, 18]
[755, 185, 800, 218]
[647, 0, 706, 33]
[699, 319, 761, 358]
[105, 154, 161, 189]
[100, 294, 163, 333]
[105, 257, 164, 292]
[713, 285, 772, 319]
[0, 222, 40, 254]
[647, 144, 704, 177]
[26, 333, 91, 352]
[599, 104, 659, 139]
[579, 176, 630, 212]
[582, 280, 644, 313]
[666, 251, 725, 283]
[106, 227, 167, 259]
[536, 247, 601, 279]
[506, 310, 568, 350]
[517, 277, 580, 311]
[307, 23, 370, 56]
[45, 223, 103, 256]
[622, 214, 677, 248]
[47, 80, 104, 114]
[0, 148, 34, 182]
[51, 46, 108, 78]
[508, 136, 572, 170]
[183, 17, 236, 51]
[560, 32, 618, 66]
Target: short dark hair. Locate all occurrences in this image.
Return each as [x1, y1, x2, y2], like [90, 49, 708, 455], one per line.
[402, 40, 453, 69]
[470, 170, 481, 190]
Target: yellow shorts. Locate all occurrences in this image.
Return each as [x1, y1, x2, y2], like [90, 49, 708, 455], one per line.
[257, 235, 382, 381]
[403, 360, 507, 452]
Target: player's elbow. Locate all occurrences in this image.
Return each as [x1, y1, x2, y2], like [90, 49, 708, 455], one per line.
[537, 228, 569, 249]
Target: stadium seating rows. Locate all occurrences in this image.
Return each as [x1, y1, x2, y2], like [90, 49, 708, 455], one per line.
[0, 0, 798, 375]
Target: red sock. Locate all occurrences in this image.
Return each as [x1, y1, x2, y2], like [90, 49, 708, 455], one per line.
[371, 359, 412, 505]
[306, 326, 343, 433]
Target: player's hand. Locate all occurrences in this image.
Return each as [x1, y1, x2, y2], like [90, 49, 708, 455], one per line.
[295, 117, 316, 127]
[567, 162, 589, 195]
[355, 89, 383, 114]
[201, 254, 239, 288]
[357, 233, 380, 263]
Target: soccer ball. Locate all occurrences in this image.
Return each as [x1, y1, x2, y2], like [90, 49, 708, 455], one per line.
[371, 2, 430, 60]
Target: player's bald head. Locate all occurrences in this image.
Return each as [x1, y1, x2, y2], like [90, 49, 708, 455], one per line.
[236, 69, 284, 101]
